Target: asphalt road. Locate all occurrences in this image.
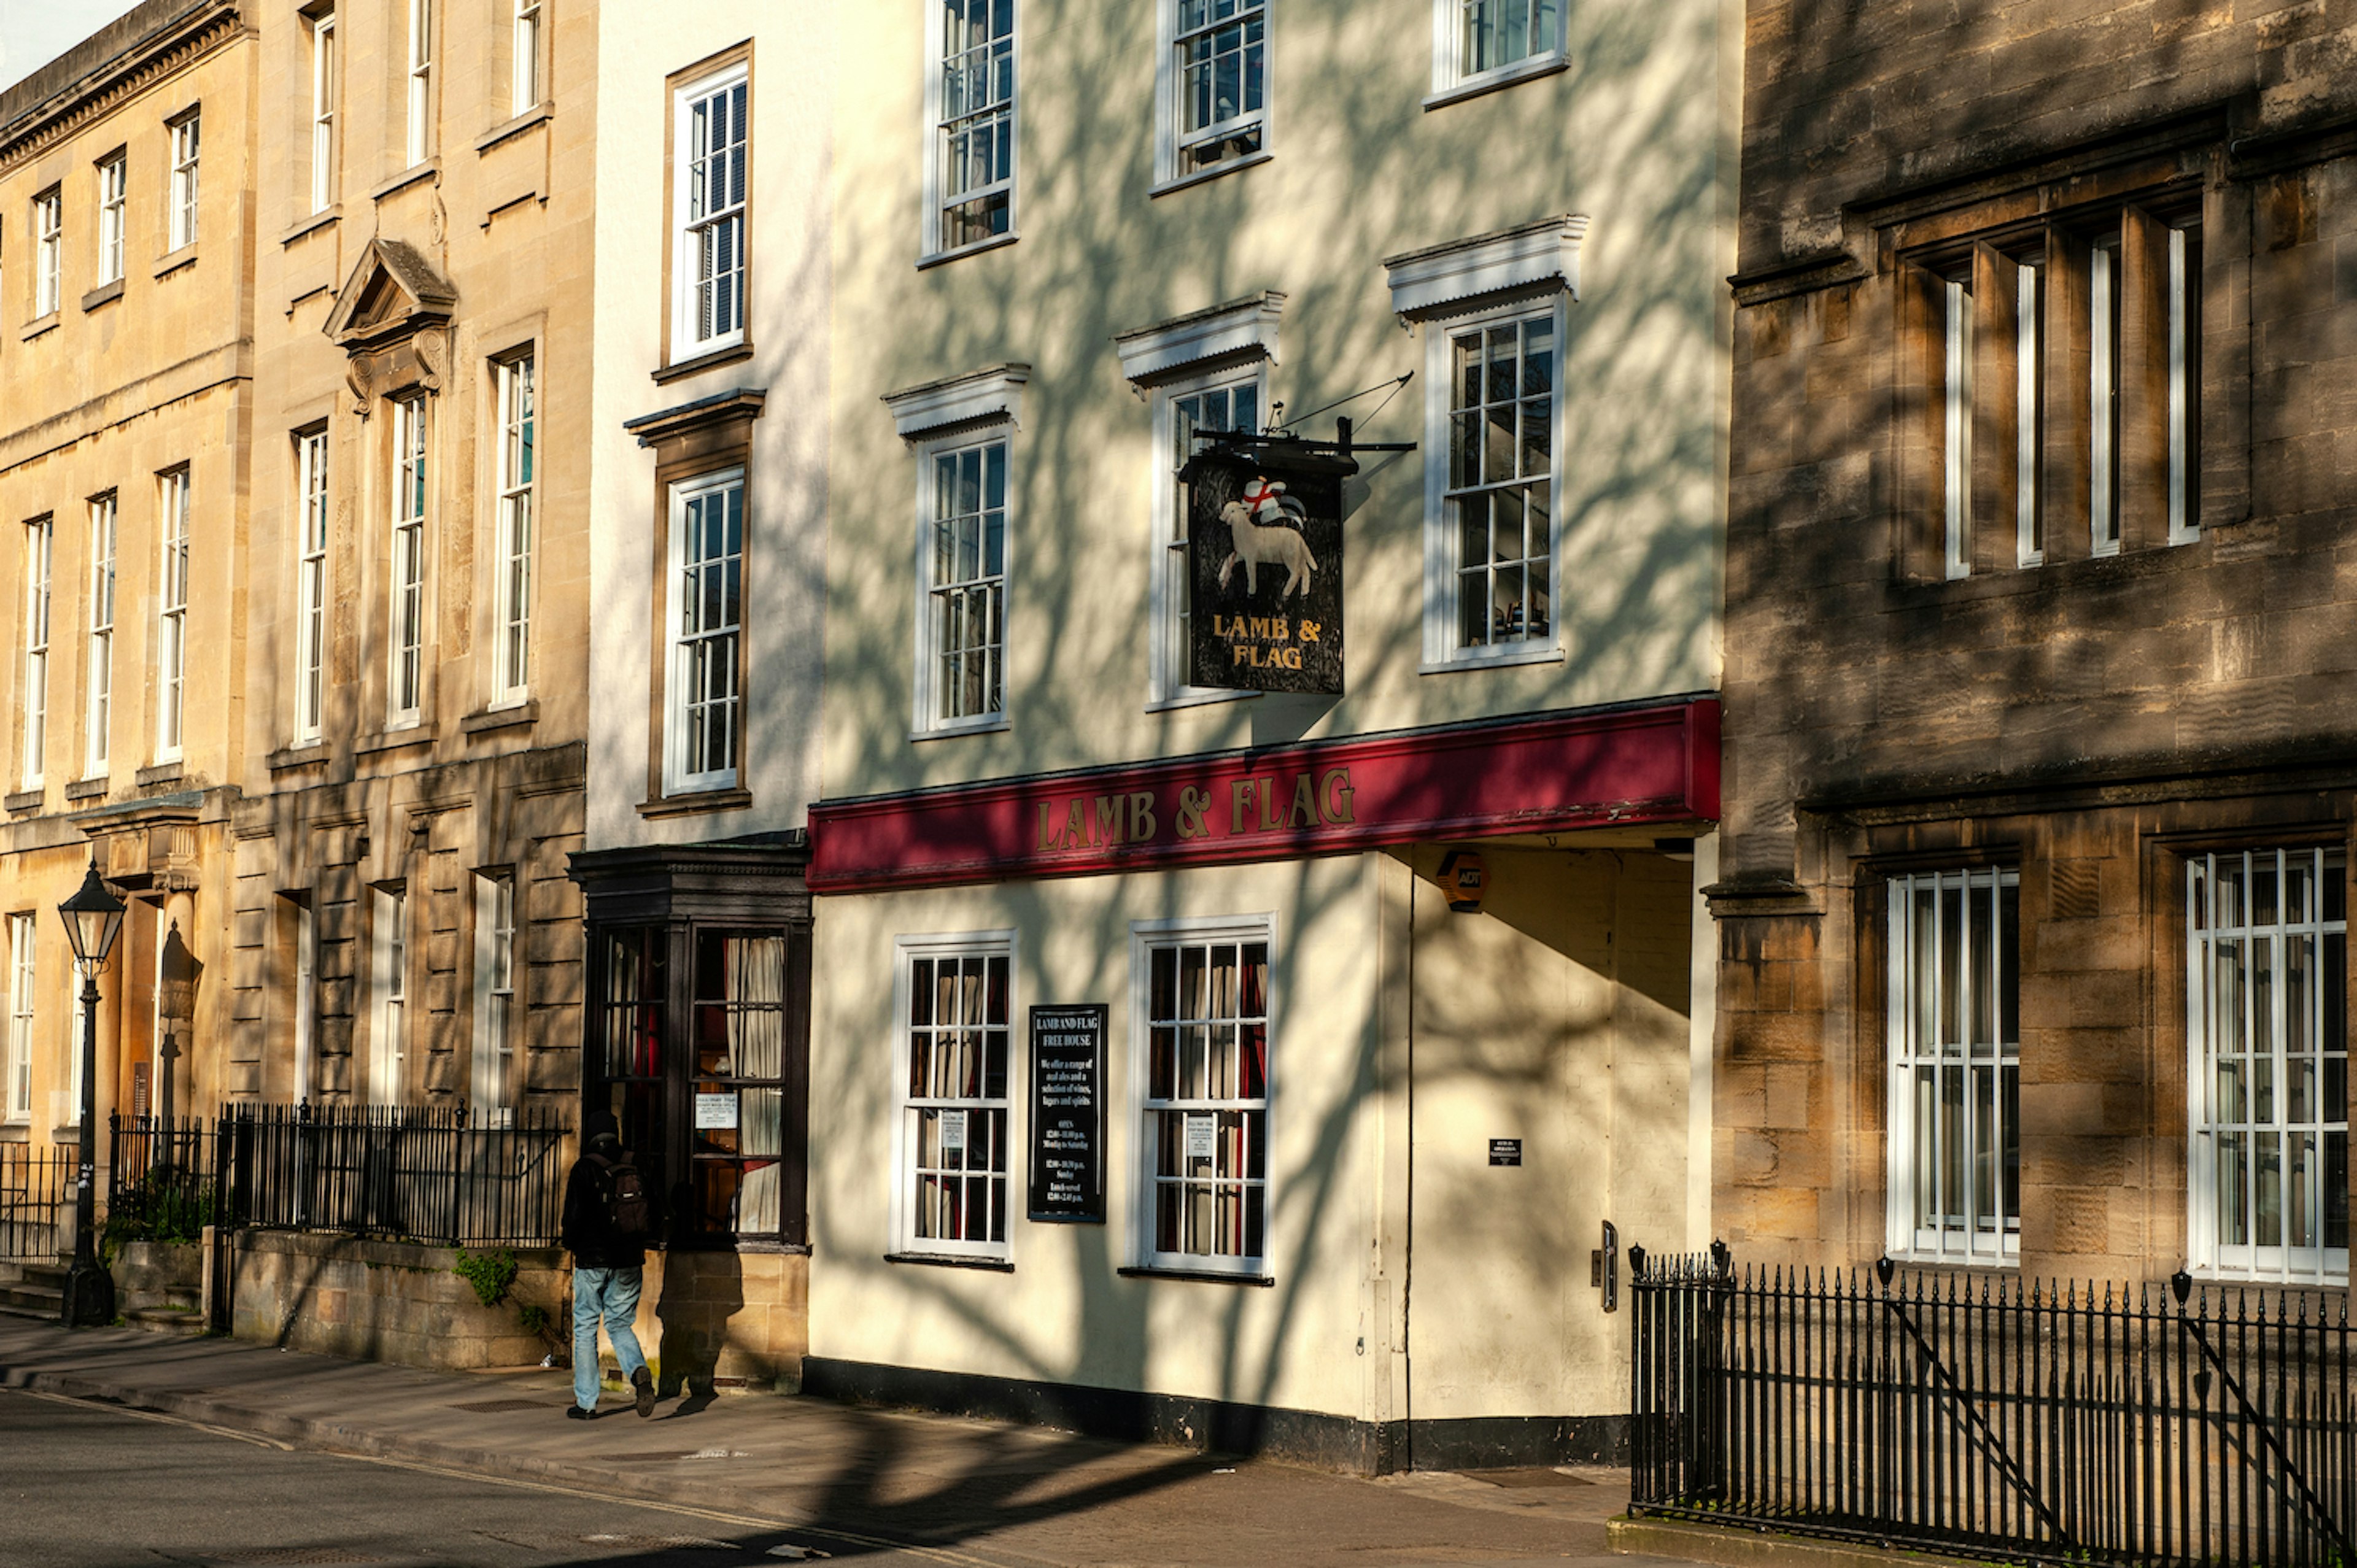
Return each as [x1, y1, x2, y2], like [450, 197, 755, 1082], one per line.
[0, 1386, 942, 1568]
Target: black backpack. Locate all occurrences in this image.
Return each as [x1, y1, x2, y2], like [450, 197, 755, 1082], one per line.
[594, 1156, 653, 1240]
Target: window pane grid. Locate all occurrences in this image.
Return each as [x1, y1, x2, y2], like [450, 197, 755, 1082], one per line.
[939, 0, 1015, 249]
[311, 17, 336, 214]
[1461, 0, 1560, 75]
[87, 495, 116, 773]
[1145, 938, 1270, 1265]
[390, 400, 427, 720]
[6, 914, 33, 1119]
[495, 357, 535, 697]
[2190, 848, 2349, 1281]
[1177, 0, 1264, 172]
[1447, 317, 1554, 650]
[98, 157, 125, 286]
[1164, 379, 1259, 698]
[35, 193, 59, 317]
[905, 952, 1011, 1251]
[295, 432, 330, 740]
[673, 479, 743, 783]
[406, 0, 433, 166]
[512, 0, 542, 115]
[170, 116, 200, 250]
[686, 81, 748, 344]
[930, 441, 1005, 723]
[1889, 868, 2020, 1262]
[689, 932, 789, 1239]
[22, 519, 50, 786]
[158, 470, 189, 756]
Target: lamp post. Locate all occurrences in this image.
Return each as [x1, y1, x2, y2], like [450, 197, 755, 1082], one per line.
[57, 861, 125, 1327]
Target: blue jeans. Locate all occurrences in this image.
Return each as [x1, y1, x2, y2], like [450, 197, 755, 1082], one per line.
[571, 1265, 648, 1410]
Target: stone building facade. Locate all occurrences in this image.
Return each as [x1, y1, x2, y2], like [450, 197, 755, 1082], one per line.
[0, 0, 256, 1149]
[227, 0, 594, 1115]
[1716, 6, 2357, 1291]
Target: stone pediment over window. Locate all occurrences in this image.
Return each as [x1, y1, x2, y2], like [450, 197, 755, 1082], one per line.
[323, 238, 459, 414]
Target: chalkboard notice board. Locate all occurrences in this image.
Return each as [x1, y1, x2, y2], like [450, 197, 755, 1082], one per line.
[1028, 1005, 1106, 1223]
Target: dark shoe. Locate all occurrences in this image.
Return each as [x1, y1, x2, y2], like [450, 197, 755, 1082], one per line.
[567, 1405, 595, 1421]
[632, 1365, 656, 1418]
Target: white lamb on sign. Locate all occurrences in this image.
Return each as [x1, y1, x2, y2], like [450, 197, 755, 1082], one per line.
[1217, 498, 1317, 598]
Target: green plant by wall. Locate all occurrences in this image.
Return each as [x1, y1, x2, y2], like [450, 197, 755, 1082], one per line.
[451, 1248, 519, 1308]
[99, 1166, 214, 1265]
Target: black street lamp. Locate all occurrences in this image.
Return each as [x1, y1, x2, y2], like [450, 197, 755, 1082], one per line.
[56, 862, 124, 1327]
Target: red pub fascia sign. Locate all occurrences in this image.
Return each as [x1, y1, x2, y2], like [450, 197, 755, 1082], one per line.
[807, 700, 1719, 894]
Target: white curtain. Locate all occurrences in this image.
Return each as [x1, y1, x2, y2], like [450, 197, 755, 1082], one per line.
[728, 936, 787, 1233]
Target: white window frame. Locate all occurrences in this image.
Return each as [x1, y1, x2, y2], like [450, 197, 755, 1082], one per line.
[293, 428, 330, 743]
[921, 0, 1018, 261]
[913, 429, 1012, 736]
[2089, 236, 2120, 557]
[1430, 0, 1563, 102]
[2166, 224, 2200, 546]
[157, 468, 190, 762]
[2014, 258, 2044, 568]
[5, 913, 33, 1123]
[1941, 276, 1972, 581]
[85, 493, 116, 777]
[470, 871, 517, 1126]
[511, 0, 544, 117]
[670, 63, 749, 357]
[33, 190, 60, 317]
[1153, 0, 1270, 190]
[405, 0, 435, 168]
[1132, 914, 1276, 1278]
[388, 395, 428, 726]
[1420, 292, 1567, 671]
[96, 155, 125, 287]
[309, 10, 338, 215]
[368, 885, 406, 1107]
[168, 112, 200, 250]
[891, 931, 1018, 1262]
[1886, 867, 2021, 1266]
[2186, 847, 2348, 1284]
[492, 352, 535, 706]
[292, 898, 317, 1102]
[1150, 364, 1266, 707]
[664, 468, 745, 794]
[20, 517, 50, 790]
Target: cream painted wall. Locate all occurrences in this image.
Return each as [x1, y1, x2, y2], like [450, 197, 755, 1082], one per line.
[584, 6, 832, 851]
[808, 854, 1386, 1423]
[808, 841, 1702, 1424]
[818, 0, 1736, 800]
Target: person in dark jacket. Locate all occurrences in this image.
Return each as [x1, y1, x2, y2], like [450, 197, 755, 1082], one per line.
[560, 1110, 657, 1419]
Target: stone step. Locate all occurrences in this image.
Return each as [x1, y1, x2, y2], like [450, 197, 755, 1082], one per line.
[17, 1263, 69, 1288]
[0, 1283, 61, 1318]
[123, 1306, 207, 1338]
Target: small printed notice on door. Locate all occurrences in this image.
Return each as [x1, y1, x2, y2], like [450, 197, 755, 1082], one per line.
[695, 1092, 739, 1130]
[1488, 1137, 1523, 1167]
[938, 1108, 967, 1153]
[1185, 1114, 1217, 1162]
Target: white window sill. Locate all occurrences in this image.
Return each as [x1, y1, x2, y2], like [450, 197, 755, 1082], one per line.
[1146, 689, 1256, 713]
[1150, 149, 1274, 199]
[1418, 641, 1566, 676]
[911, 716, 1010, 743]
[1425, 55, 1569, 111]
[2185, 1264, 2349, 1288]
[1885, 1247, 2019, 1270]
[917, 231, 1020, 271]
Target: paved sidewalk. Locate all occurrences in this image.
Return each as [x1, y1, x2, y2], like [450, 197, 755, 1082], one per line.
[0, 1315, 1673, 1567]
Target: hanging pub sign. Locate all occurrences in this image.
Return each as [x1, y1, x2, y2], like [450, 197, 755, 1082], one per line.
[1028, 1004, 1107, 1223]
[1180, 437, 1357, 695]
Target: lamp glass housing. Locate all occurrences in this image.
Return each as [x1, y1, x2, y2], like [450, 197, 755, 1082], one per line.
[58, 863, 126, 971]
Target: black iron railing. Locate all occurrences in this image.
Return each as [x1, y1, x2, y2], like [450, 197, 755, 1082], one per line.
[0, 1142, 74, 1262]
[1630, 1247, 2357, 1568]
[107, 1114, 217, 1245]
[214, 1103, 570, 1249]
